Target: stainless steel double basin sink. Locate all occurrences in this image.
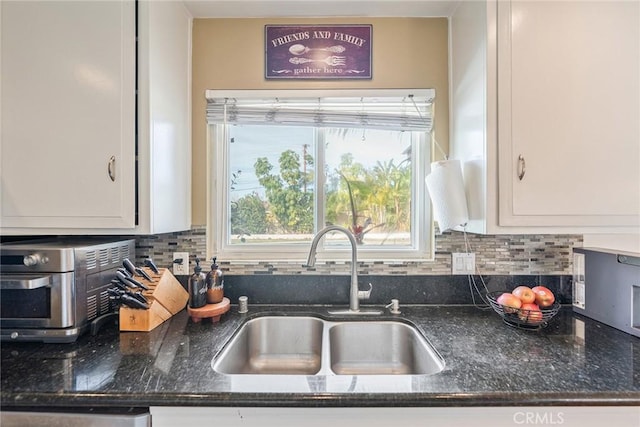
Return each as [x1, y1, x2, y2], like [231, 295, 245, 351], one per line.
[212, 315, 444, 376]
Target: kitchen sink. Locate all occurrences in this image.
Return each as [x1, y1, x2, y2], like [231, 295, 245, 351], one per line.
[212, 315, 444, 376]
[329, 321, 444, 375]
[212, 316, 324, 375]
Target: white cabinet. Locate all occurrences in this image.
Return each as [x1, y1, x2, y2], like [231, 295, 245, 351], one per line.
[497, 0, 639, 228]
[0, 0, 192, 235]
[149, 407, 640, 427]
[1, 0, 136, 229]
[135, 0, 192, 234]
[450, 0, 640, 235]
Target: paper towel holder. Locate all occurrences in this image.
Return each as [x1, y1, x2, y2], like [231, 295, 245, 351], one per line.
[425, 159, 470, 234]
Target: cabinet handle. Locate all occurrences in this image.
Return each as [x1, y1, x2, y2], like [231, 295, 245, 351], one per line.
[108, 156, 116, 182]
[517, 155, 526, 181]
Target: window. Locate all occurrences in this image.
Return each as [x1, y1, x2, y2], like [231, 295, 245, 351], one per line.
[207, 89, 434, 261]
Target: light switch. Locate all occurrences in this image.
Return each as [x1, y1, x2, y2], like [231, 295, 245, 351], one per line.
[452, 253, 475, 275]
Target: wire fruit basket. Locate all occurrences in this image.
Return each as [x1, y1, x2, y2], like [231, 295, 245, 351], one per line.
[486, 291, 561, 330]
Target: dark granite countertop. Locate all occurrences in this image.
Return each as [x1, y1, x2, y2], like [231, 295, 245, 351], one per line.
[1, 305, 639, 408]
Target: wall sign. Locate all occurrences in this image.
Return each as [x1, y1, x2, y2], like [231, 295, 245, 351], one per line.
[265, 25, 372, 80]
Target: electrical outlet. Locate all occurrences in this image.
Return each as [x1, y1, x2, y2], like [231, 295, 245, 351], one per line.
[452, 253, 475, 275]
[172, 252, 190, 275]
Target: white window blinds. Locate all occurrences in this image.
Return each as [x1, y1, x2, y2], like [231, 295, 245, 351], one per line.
[205, 89, 434, 132]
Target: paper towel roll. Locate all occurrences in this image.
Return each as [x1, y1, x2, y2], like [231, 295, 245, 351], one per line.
[425, 159, 469, 233]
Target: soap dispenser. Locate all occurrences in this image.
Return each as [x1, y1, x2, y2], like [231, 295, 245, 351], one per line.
[188, 257, 207, 308]
[205, 257, 224, 304]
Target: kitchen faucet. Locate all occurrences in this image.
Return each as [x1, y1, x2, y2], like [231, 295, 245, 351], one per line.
[305, 225, 380, 315]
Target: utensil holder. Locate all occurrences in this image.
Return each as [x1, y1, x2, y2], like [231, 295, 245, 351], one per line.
[119, 268, 189, 332]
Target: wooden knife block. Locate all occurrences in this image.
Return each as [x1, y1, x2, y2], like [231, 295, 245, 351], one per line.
[119, 268, 188, 332]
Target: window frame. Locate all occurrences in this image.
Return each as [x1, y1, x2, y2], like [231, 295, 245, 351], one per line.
[207, 89, 434, 262]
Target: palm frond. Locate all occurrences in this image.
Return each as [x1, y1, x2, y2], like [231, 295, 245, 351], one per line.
[338, 171, 358, 229]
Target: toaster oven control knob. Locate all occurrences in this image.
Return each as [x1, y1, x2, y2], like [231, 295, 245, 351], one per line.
[10, 332, 18, 340]
[23, 254, 39, 266]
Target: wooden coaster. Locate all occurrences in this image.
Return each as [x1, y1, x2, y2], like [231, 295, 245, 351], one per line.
[187, 297, 230, 323]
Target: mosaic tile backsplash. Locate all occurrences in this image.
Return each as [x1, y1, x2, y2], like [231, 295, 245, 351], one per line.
[135, 226, 583, 276]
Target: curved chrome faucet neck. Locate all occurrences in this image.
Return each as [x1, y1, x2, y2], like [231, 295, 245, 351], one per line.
[305, 225, 360, 311]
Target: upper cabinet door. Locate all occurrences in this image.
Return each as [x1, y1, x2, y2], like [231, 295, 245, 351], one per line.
[1, 1, 136, 229]
[497, 0, 640, 227]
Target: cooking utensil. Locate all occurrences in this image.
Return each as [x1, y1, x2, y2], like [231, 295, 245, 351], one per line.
[144, 258, 160, 274]
[135, 267, 154, 282]
[108, 287, 149, 310]
[124, 258, 154, 282]
[116, 271, 134, 285]
[113, 276, 139, 292]
[127, 290, 148, 305]
[117, 267, 132, 278]
[114, 286, 147, 303]
[116, 271, 149, 290]
[123, 259, 137, 276]
[109, 286, 148, 304]
[124, 275, 149, 291]
[118, 293, 149, 310]
[110, 279, 129, 291]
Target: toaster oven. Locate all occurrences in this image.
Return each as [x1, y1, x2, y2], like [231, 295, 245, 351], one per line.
[573, 247, 640, 337]
[0, 238, 135, 343]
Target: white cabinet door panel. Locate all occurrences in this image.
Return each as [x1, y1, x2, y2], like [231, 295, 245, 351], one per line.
[150, 406, 640, 427]
[1, 1, 135, 228]
[140, 0, 192, 234]
[498, 0, 639, 227]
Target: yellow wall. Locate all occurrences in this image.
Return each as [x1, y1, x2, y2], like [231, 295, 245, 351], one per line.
[192, 17, 449, 225]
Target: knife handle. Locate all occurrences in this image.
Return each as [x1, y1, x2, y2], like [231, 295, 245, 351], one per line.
[123, 259, 137, 276]
[124, 275, 149, 291]
[110, 279, 128, 291]
[136, 267, 154, 282]
[144, 258, 160, 274]
[127, 290, 149, 305]
[117, 267, 132, 278]
[120, 293, 149, 310]
[116, 271, 134, 286]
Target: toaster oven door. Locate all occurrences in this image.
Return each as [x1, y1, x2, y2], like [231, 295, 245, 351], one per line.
[0, 272, 75, 329]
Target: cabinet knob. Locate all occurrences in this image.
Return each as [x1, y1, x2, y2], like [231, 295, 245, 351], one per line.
[108, 156, 116, 182]
[517, 155, 526, 181]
